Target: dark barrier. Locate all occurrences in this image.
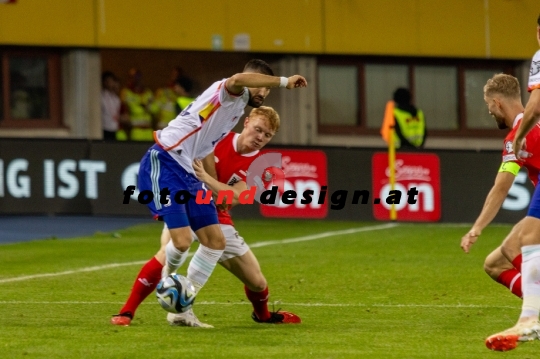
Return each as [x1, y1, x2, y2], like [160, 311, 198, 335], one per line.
[0, 139, 149, 216]
[0, 139, 533, 223]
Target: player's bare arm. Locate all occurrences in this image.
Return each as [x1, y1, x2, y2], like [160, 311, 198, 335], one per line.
[193, 159, 247, 207]
[201, 152, 218, 181]
[461, 171, 515, 253]
[513, 89, 540, 157]
[225, 73, 307, 95]
[537, 24, 540, 48]
[199, 152, 227, 208]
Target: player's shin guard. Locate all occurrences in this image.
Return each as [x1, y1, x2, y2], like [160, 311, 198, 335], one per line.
[187, 245, 224, 293]
[245, 285, 271, 321]
[164, 240, 189, 277]
[497, 269, 523, 298]
[520, 245, 540, 319]
[120, 256, 163, 317]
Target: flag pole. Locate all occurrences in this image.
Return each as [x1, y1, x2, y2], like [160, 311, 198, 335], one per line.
[388, 125, 397, 221]
[381, 100, 397, 221]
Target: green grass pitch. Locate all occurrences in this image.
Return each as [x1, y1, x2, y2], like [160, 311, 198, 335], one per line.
[0, 219, 537, 358]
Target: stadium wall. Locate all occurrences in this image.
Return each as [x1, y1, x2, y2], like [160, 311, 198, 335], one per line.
[0, 0, 537, 58]
[0, 139, 532, 223]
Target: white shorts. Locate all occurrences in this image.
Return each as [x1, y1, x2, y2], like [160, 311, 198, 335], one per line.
[214, 224, 250, 262]
[164, 223, 250, 262]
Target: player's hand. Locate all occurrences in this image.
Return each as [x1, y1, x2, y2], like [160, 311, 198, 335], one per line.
[287, 75, 308, 89]
[193, 159, 209, 182]
[461, 230, 480, 253]
[513, 137, 526, 160]
[216, 203, 229, 211]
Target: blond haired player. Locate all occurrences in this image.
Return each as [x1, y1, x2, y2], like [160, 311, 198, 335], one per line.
[461, 74, 540, 301]
[486, 15, 540, 351]
[112, 107, 301, 327]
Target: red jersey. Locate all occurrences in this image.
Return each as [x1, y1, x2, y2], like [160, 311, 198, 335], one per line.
[501, 113, 540, 186]
[214, 132, 260, 225]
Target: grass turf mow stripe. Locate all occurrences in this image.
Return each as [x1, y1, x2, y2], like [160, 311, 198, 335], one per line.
[0, 300, 517, 310]
[0, 223, 397, 284]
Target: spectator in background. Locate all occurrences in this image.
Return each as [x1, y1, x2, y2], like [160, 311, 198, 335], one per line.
[173, 75, 195, 117]
[118, 68, 158, 141]
[10, 71, 32, 119]
[393, 88, 426, 150]
[101, 71, 121, 141]
[381, 88, 426, 150]
[155, 66, 183, 130]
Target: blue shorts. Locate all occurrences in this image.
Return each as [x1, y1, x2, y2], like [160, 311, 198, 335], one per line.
[138, 144, 218, 231]
[528, 173, 540, 219]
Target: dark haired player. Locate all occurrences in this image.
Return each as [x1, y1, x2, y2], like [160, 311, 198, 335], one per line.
[112, 59, 306, 327]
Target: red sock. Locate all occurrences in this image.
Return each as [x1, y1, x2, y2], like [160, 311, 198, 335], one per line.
[497, 269, 522, 298]
[120, 256, 163, 317]
[244, 285, 270, 321]
[512, 254, 522, 272]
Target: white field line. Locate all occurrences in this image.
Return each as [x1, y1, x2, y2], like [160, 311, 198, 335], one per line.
[0, 223, 398, 284]
[250, 223, 398, 248]
[399, 223, 512, 228]
[0, 300, 516, 310]
[0, 262, 148, 284]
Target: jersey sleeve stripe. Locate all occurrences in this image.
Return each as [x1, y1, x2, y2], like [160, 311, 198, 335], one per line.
[221, 79, 245, 97]
[199, 103, 222, 124]
[153, 127, 202, 152]
[198, 92, 222, 123]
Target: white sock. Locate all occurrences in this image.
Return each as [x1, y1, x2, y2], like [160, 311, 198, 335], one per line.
[164, 240, 189, 275]
[520, 244, 540, 320]
[187, 244, 224, 293]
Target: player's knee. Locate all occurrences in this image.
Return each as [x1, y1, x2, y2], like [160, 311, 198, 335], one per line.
[206, 231, 226, 250]
[199, 236, 225, 250]
[250, 271, 268, 292]
[213, 236, 226, 250]
[169, 235, 191, 252]
[176, 243, 191, 252]
[248, 277, 267, 292]
[253, 280, 267, 292]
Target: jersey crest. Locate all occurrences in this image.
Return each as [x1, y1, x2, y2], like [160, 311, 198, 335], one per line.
[531, 60, 540, 76]
[505, 141, 513, 153]
[226, 173, 243, 186]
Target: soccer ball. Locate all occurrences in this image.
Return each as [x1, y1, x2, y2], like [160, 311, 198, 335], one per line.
[156, 274, 196, 313]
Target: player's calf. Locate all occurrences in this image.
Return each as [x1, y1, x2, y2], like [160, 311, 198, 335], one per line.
[484, 247, 522, 298]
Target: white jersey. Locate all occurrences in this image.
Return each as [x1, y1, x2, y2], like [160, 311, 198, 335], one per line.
[154, 79, 249, 173]
[528, 49, 540, 92]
